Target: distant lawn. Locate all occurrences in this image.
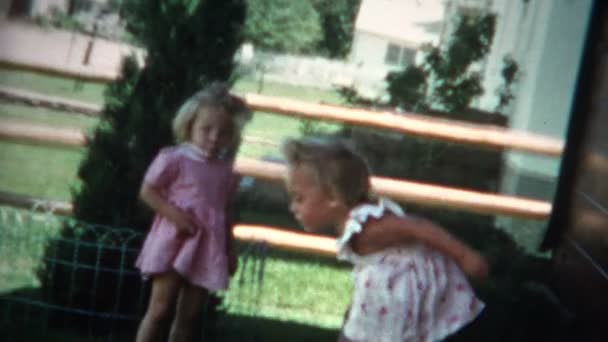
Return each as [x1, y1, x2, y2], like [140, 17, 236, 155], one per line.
[0, 103, 99, 130]
[0, 68, 107, 104]
[0, 68, 346, 200]
[0, 111, 329, 200]
[0, 141, 84, 201]
[0, 105, 335, 199]
[234, 77, 344, 104]
[0, 105, 339, 200]
[0, 67, 345, 105]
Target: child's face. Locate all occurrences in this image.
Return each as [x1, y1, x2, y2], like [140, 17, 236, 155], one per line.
[190, 108, 233, 159]
[286, 165, 341, 233]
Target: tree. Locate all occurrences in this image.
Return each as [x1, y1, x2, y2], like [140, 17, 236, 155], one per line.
[495, 55, 519, 112]
[242, 0, 361, 57]
[387, 13, 496, 113]
[311, 0, 361, 58]
[386, 64, 429, 112]
[39, 0, 247, 334]
[244, 0, 322, 54]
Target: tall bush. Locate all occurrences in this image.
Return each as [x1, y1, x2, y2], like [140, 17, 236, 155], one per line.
[387, 13, 496, 112]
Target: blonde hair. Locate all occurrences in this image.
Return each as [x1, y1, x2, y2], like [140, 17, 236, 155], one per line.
[172, 82, 251, 157]
[282, 138, 371, 206]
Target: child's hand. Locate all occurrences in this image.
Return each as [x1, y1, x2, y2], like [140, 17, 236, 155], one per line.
[166, 206, 196, 235]
[461, 251, 489, 280]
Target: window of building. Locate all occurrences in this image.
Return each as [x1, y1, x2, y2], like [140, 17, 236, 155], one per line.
[385, 44, 401, 65]
[386, 44, 416, 67]
[400, 47, 416, 65]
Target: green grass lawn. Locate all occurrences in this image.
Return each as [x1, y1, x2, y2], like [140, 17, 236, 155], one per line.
[0, 207, 63, 291]
[224, 250, 351, 328]
[0, 142, 85, 201]
[0, 205, 350, 341]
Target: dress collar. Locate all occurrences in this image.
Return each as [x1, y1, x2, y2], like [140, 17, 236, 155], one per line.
[181, 143, 231, 162]
[181, 143, 210, 162]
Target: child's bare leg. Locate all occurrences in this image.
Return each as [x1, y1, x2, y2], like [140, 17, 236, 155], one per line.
[168, 282, 208, 342]
[135, 272, 182, 342]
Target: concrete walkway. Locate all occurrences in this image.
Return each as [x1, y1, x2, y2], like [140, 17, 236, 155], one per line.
[0, 19, 144, 82]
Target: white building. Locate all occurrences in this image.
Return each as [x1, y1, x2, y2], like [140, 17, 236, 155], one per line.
[349, 0, 447, 97]
[1, 0, 69, 17]
[474, 0, 593, 199]
[1, 0, 111, 18]
[442, 0, 595, 247]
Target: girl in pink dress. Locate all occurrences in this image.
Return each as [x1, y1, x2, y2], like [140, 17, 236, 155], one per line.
[135, 83, 251, 342]
[282, 138, 488, 342]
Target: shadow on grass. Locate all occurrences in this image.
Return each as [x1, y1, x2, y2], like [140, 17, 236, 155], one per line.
[0, 286, 340, 342]
[2, 272, 592, 342]
[0, 286, 138, 341]
[209, 313, 339, 342]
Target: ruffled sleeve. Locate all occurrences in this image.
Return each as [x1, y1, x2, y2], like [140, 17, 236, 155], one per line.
[143, 147, 180, 190]
[336, 216, 364, 250]
[336, 197, 405, 261]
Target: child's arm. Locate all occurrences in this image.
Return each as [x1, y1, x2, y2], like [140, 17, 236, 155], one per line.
[140, 183, 195, 234]
[350, 215, 488, 279]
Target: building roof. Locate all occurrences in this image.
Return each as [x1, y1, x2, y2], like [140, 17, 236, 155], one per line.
[355, 0, 446, 46]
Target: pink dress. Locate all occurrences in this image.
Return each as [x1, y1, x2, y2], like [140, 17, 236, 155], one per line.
[135, 144, 238, 290]
[337, 198, 484, 342]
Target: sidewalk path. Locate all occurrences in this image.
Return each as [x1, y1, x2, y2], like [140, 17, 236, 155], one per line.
[0, 19, 144, 82]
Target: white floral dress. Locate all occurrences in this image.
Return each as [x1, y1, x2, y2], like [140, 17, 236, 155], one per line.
[337, 198, 484, 342]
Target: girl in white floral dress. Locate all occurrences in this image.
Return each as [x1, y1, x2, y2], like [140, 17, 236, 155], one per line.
[282, 138, 488, 342]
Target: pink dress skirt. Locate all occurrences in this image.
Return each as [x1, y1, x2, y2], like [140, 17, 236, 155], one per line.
[135, 144, 238, 290]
